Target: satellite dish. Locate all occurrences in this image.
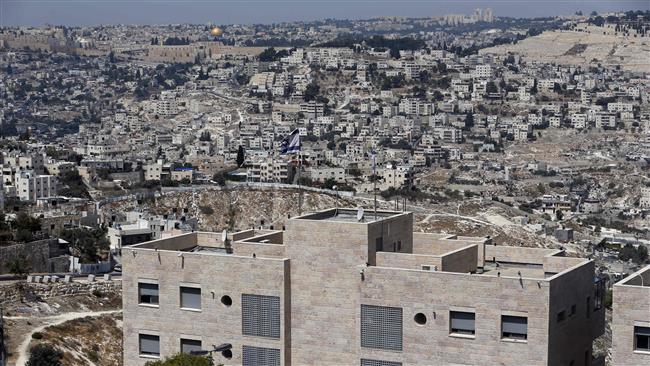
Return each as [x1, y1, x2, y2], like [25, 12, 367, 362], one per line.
[357, 207, 364, 222]
[221, 229, 227, 242]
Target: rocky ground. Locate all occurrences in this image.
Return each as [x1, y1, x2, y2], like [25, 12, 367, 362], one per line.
[2, 282, 122, 366]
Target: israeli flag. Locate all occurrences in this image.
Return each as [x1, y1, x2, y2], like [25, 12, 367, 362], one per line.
[280, 129, 301, 154]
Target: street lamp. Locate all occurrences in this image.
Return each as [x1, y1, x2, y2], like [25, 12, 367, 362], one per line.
[190, 343, 232, 365]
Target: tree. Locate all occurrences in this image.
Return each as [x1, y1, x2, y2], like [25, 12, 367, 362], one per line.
[26, 344, 63, 366]
[303, 82, 320, 102]
[59, 227, 109, 263]
[236, 145, 245, 167]
[144, 352, 211, 366]
[8, 255, 31, 276]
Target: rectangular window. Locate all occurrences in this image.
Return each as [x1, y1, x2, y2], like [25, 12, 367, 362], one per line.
[594, 277, 605, 310]
[450, 311, 476, 335]
[180, 286, 201, 310]
[242, 345, 280, 366]
[138, 283, 159, 305]
[635, 326, 650, 352]
[376, 237, 384, 252]
[502, 315, 528, 340]
[361, 304, 403, 351]
[570, 304, 576, 316]
[139, 334, 160, 357]
[361, 359, 402, 366]
[557, 310, 566, 323]
[180, 339, 202, 354]
[242, 294, 281, 338]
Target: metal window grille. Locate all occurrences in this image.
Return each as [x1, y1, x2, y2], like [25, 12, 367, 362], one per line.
[361, 359, 402, 366]
[361, 304, 403, 351]
[242, 294, 281, 338]
[242, 345, 280, 366]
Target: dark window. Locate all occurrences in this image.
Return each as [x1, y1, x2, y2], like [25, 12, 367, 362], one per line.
[138, 283, 159, 305]
[361, 304, 402, 351]
[139, 334, 160, 356]
[180, 339, 202, 354]
[450, 311, 476, 335]
[361, 359, 402, 366]
[570, 304, 576, 316]
[242, 294, 280, 338]
[242, 345, 280, 366]
[502, 315, 528, 340]
[180, 286, 201, 310]
[376, 237, 384, 252]
[635, 326, 650, 351]
[557, 310, 566, 323]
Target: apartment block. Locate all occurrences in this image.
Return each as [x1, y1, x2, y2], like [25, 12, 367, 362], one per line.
[612, 265, 650, 365]
[122, 208, 605, 366]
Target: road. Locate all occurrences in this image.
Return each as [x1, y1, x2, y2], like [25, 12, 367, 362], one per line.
[12, 310, 122, 366]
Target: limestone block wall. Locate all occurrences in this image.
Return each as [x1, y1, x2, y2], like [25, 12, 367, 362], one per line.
[122, 248, 289, 366]
[612, 267, 650, 366]
[360, 267, 551, 366]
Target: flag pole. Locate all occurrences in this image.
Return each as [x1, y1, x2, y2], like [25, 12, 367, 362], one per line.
[298, 151, 302, 216]
[373, 152, 377, 220]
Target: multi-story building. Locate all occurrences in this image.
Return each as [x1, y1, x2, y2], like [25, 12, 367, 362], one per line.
[612, 265, 650, 365]
[123, 208, 605, 366]
[16, 171, 57, 202]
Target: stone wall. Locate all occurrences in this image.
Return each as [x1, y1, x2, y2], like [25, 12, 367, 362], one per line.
[0, 280, 122, 305]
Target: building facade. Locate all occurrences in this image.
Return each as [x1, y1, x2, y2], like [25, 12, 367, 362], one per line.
[123, 208, 605, 366]
[612, 265, 650, 366]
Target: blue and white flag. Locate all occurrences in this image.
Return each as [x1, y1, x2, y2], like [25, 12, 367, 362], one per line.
[280, 129, 301, 154]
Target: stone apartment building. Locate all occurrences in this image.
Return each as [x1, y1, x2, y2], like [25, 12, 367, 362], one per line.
[122, 208, 605, 366]
[612, 265, 650, 366]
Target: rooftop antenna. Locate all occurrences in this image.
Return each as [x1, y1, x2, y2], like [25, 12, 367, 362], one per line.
[357, 207, 364, 222]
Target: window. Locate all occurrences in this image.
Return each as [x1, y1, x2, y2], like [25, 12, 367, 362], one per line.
[361, 359, 402, 366]
[242, 345, 280, 366]
[242, 294, 281, 338]
[138, 283, 159, 305]
[594, 277, 605, 311]
[570, 304, 576, 316]
[180, 286, 201, 310]
[180, 339, 202, 354]
[557, 310, 566, 323]
[501, 315, 528, 340]
[376, 237, 384, 252]
[450, 311, 476, 335]
[361, 304, 403, 351]
[139, 334, 160, 357]
[635, 326, 650, 352]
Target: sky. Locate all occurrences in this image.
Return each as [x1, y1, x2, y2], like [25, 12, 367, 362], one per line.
[1, 0, 648, 27]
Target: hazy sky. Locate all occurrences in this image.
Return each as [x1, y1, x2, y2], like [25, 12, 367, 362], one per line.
[1, 0, 648, 27]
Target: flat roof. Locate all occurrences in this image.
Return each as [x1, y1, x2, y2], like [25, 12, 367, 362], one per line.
[296, 208, 402, 223]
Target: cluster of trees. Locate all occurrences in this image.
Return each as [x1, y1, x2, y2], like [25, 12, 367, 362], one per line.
[258, 47, 290, 62]
[59, 227, 109, 263]
[58, 170, 90, 199]
[0, 212, 42, 243]
[144, 352, 212, 366]
[163, 36, 191, 46]
[618, 243, 649, 265]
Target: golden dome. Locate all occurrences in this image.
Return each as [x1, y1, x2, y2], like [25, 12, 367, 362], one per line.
[210, 27, 223, 36]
